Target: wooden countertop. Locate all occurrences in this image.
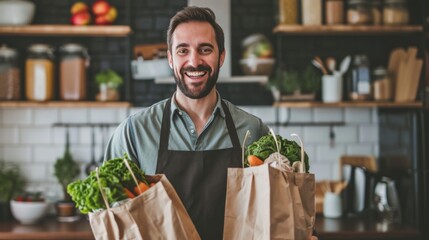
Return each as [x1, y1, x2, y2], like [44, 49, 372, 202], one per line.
[0, 215, 421, 240]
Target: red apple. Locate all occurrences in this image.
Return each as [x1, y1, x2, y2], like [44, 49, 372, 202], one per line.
[92, 0, 111, 16]
[71, 11, 91, 25]
[94, 14, 112, 25]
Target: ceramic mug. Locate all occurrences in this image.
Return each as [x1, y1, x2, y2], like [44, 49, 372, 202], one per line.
[323, 192, 342, 218]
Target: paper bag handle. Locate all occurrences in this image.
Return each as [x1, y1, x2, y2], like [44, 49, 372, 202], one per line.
[241, 130, 251, 168]
[290, 133, 305, 173]
[122, 157, 142, 194]
[96, 167, 111, 210]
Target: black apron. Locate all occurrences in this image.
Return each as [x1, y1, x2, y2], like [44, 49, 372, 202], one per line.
[156, 99, 242, 240]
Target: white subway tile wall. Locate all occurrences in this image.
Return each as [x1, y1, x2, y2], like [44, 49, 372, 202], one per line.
[0, 106, 379, 198]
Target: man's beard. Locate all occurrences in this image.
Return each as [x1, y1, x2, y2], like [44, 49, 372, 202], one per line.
[173, 61, 220, 99]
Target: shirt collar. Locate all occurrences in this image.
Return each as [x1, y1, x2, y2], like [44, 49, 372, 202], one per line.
[170, 91, 225, 119]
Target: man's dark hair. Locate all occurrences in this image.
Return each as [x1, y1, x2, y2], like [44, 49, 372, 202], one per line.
[167, 6, 225, 54]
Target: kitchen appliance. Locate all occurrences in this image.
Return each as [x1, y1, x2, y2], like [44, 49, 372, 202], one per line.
[0, 0, 35, 25]
[374, 176, 402, 223]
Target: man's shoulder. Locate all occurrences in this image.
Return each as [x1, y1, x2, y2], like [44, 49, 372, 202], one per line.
[129, 99, 168, 122]
[222, 99, 260, 120]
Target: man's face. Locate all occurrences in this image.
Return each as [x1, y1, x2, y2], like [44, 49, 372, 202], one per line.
[168, 21, 225, 99]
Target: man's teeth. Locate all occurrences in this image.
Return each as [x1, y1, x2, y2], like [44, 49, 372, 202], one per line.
[186, 71, 205, 77]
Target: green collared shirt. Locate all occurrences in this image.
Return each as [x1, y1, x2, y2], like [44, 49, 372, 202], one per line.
[105, 93, 269, 174]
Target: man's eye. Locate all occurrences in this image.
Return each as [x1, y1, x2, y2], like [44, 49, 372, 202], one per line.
[177, 49, 188, 55]
[200, 47, 213, 54]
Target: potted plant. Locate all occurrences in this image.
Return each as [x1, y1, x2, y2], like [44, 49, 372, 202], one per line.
[95, 69, 123, 101]
[54, 129, 80, 219]
[269, 65, 321, 101]
[0, 160, 25, 221]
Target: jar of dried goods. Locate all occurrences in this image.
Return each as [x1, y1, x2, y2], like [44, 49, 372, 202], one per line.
[25, 44, 55, 101]
[302, 0, 322, 25]
[383, 0, 409, 25]
[0, 45, 21, 100]
[325, 0, 344, 25]
[370, 0, 383, 25]
[373, 66, 392, 101]
[59, 43, 89, 101]
[278, 0, 298, 24]
[347, 0, 372, 25]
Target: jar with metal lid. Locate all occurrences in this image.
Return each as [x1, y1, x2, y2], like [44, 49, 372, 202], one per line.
[278, 0, 298, 24]
[347, 0, 372, 25]
[0, 45, 21, 100]
[25, 44, 55, 101]
[373, 66, 392, 101]
[59, 43, 90, 101]
[383, 0, 409, 25]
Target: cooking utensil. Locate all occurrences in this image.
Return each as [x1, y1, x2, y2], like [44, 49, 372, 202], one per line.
[98, 125, 106, 164]
[85, 127, 98, 175]
[338, 55, 351, 75]
[312, 59, 328, 75]
[325, 57, 336, 73]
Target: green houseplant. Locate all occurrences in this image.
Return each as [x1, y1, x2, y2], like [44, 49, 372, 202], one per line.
[54, 129, 80, 218]
[0, 160, 25, 221]
[95, 69, 124, 101]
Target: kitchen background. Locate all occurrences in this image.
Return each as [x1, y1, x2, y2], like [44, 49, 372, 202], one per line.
[0, 0, 428, 237]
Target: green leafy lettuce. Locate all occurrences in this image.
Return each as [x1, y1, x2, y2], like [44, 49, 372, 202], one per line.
[245, 134, 310, 172]
[67, 154, 147, 214]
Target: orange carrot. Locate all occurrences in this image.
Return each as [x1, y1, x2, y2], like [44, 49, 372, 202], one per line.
[248, 155, 264, 166]
[124, 188, 136, 199]
[134, 182, 149, 195]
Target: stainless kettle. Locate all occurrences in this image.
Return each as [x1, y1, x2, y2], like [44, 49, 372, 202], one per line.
[373, 176, 402, 223]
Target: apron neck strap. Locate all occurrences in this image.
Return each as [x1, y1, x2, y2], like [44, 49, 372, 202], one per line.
[158, 98, 241, 151]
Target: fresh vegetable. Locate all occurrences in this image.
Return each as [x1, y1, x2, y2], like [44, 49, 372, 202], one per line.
[124, 188, 136, 199]
[67, 154, 149, 214]
[134, 182, 149, 195]
[247, 155, 264, 166]
[245, 134, 310, 172]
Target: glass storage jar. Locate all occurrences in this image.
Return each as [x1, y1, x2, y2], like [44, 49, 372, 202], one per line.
[278, 0, 298, 24]
[383, 0, 409, 25]
[301, 0, 322, 25]
[0, 45, 21, 100]
[25, 44, 55, 101]
[59, 43, 89, 101]
[325, 0, 344, 25]
[372, 66, 392, 101]
[347, 0, 372, 25]
[370, 0, 383, 25]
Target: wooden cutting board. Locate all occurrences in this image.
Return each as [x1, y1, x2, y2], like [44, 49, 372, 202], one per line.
[388, 48, 406, 92]
[407, 59, 423, 101]
[394, 47, 418, 102]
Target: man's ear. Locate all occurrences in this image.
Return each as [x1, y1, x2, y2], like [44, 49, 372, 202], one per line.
[219, 50, 225, 67]
[167, 50, 173, 69]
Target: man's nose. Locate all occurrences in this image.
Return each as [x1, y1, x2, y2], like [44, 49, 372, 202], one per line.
[188, 50, 202, 67]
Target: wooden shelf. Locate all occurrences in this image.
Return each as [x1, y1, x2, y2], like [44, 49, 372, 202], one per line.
[0, 101, 131, 108]
[273, 101, 423, 108]
[273, 25, 423, 35]
[0, 25, 132, 37]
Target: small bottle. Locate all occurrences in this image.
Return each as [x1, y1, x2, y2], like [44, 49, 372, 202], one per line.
[383, 0, 409, 25]
[370, 0, 383, 25]
[0, 45, 21, 100]
[325, 0, 344, 25]
[373, 66, 392, 101]
[25, 44, 55, 101]
[349, 54, 371, 101]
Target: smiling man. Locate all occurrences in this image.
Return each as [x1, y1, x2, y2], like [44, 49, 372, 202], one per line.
[106, 6, 316, 240]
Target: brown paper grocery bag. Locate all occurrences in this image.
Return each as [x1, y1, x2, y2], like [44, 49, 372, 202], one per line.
[89, 174, 201, 240]
[223, 165, 315, 240]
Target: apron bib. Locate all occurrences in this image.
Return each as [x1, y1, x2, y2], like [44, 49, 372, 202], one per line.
[156, 99, 242, 240]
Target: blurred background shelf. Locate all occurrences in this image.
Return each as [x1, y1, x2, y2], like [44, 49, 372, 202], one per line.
[0, 25, 131, 37]
[273, 101, 423, 108]
[273, 25, 424, 35]
[0, 101, 131, 108]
